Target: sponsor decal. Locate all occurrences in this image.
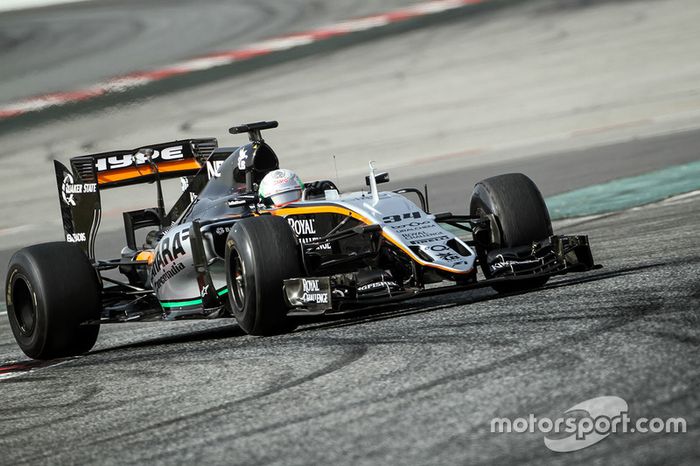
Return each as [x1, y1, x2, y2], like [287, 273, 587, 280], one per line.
[489, 256, 542, 275]
[61, 172, 97, 206]
[383, 211, 421, 224]
[402, 230, 436, 240]
[271, 170, 293, 185]
[409, 235, 449, 245]
[288, 217, 316, 235]
[152, 261, 186, 292]
[388, 217, 454, 248]
[152, 229, 189, 275]
[301, 279, 329, 304]
[94, 145, 184, 172]
[357, 280, 399, 293]
[436, 251, 461, 261]
[383, 214, 473, 268]
[419, 243, 464, 262]
[284, 277, 332, 310]
[215, 226, 231, 236]
[394, 220, 432, 232]
[237, 147, 248, 170]
[207, 160, 224, 179]
[66, 232, 87, 243]
[287, 217, 331, 250]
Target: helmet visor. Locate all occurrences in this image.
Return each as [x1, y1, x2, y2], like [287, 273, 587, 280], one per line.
[270, 189, 302, 207]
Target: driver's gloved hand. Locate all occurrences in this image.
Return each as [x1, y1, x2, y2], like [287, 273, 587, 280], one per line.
[305, 180, 338, 197]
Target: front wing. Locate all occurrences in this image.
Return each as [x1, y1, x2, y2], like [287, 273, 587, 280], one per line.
[282, 234, 596, 315]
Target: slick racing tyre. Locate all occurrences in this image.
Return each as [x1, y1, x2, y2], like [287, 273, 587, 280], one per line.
[225, 216, 302, 335]
[5, 242, 101, 360]
[470, 173, 553, 293]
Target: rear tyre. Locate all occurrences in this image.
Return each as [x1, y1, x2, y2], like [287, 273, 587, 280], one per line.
[5, 242, 101, 359]
[470, 173, 553, 293]
[225, 216, 302, 335]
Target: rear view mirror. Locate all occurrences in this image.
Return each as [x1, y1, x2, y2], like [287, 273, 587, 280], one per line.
[365, 171, 390, 186]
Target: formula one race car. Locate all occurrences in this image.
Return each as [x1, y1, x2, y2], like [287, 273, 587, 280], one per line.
[5, 121, 595, 359]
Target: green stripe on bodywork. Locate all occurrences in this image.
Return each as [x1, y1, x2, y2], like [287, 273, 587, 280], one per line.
[159, 288, 229, 309]
[546, 160, 700, 220]
[160, 298, 202, 309]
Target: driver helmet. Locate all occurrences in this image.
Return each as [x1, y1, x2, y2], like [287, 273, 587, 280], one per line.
[259, 169, 304, 207]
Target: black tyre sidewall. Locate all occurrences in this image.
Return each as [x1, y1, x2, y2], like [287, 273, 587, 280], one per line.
[470, 173, 552, 248]
[225, 216, 302, 335]
[5, 243, 100, 359]
[226, 224, 258, 333]
[469, 173, 552, 291]
[6, 263, 45, 355]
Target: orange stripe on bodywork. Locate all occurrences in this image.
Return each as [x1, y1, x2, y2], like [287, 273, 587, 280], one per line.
[271, 205, 372, 224]
[271, 204, 471, 275]
[97, 159, 201, 185]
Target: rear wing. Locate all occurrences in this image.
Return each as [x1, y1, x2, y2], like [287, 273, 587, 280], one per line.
[54, 138, 217, 258]
[70, 139, 218, 189]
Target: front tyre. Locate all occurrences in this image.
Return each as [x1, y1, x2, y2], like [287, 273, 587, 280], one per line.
[225, 216, 302, 335]
[5, 242, 101, 359]
[470, 173, 553, 293]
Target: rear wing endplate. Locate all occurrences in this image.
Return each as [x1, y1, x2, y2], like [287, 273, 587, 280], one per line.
[54, 138, 217, 258]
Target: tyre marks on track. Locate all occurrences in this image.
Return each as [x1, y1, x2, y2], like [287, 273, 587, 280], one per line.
[10, 341, 369, 464]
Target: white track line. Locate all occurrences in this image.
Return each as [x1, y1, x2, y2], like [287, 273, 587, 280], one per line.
[0, 0, 93, 13]
[0, 358, 75, 381]
[0, 0, 491, 118]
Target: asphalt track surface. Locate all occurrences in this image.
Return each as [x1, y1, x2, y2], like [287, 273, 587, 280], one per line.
[0, 0, 419, 103]
[0, 0, 699, 464]
[1, 191, 698, 464]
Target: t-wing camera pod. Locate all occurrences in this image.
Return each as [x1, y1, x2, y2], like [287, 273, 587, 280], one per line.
[229, 120, 278, 142]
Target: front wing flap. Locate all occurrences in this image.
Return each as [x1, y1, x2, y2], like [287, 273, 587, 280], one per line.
[486, 235, 595, 279]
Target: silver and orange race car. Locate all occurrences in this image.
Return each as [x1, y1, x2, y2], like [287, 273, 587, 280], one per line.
[5, 121, 595, 359]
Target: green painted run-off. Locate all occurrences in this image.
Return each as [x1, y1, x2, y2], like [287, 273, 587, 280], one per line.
[546, 160, 700, 220]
